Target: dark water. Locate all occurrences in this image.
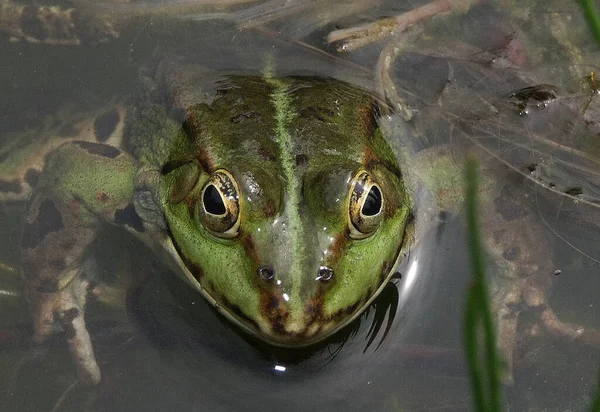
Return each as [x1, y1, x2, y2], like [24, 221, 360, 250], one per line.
[1, 1, 599, 411]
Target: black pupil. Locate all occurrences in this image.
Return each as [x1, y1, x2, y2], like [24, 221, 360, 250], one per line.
[203, 185, 226, 215]
[362, 186, 382, 216]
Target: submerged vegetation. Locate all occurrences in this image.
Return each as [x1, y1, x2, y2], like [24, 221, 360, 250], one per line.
[463, 4, 600, 411]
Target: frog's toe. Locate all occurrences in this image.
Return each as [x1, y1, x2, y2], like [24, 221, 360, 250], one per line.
[61, 306, 101, 386]
[26, 280, 101, 386]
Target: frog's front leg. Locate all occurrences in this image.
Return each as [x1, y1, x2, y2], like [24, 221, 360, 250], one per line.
[21, 141, 139, 385]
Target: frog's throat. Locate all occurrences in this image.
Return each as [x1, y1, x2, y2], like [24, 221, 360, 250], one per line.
[165, 232, 402, 347]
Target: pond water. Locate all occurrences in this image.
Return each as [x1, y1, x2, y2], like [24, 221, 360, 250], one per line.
[1, 1, 599, 411]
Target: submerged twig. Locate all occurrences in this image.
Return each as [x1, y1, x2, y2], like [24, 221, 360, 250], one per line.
[327, 0, 478, 52]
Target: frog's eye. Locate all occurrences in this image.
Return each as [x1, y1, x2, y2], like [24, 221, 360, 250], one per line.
[198, 170, 240, 238]
[348, 170, 383, 239]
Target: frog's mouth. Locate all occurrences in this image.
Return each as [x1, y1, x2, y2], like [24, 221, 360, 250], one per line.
[166, 235, 398, 346]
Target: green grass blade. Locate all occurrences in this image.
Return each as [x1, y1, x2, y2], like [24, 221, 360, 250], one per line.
[579, 0, 600, 45]
[463, 157, 503, 412]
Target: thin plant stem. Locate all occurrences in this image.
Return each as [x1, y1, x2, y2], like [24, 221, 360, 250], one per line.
[463, 157, 502, 412]
[579, 0, 600, 45]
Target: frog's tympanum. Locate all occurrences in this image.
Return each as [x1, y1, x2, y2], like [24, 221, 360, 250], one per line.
[3, 59, 412, 385]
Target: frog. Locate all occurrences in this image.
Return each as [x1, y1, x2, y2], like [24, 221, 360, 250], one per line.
[2, 0, 599, 392]
[1, 57, 415, 386]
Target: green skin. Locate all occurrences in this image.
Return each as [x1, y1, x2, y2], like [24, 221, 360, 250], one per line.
[14, 60, 410, 385]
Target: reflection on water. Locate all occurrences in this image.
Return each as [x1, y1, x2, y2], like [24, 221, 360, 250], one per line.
[1, 1, 599, 411]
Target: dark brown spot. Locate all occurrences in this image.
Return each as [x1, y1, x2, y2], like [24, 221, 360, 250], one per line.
[75, 141, 120, 158]
[0, 180, 22, 193]
[96, 191, 110, 203]
[258, 147, 276, 161]
[114, 203, 145, 232]
[20, 5, 48, 42]
[24, 168, 41, 188]
[295, 154, 308, 166]
[94, 109, 120, 142]
[502, 246, 521, 261]
[21, 199, 65, 249]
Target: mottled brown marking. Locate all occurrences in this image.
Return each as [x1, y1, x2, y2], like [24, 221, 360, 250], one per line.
[0, 180, 22, 193]
[20, 5, 48, 41]
[358, 104, 377, 136]
[66, 198, 82, 219]
[263, 199, 276, 218]
[260, 292, 288, 334]
[295, 154, 308, 166]
[75, 141, 120, 158]
[361, 146, 377, 171]
[94, 109, 120, 142]
[328, 233, 349, 265]
[239, 231, 260, 267]
[21, 199, 64, 249]
[96, 191, 110, 203]
[24, 168, 41, 188]
[258, 147, 276, 161]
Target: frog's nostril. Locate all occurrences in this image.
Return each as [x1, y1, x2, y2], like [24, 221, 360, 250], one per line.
[258, 265, 275, 281]
[316, 266, 334, 282]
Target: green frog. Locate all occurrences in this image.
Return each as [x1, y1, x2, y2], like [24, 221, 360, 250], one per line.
[1, 0, 599, 391]
[3, 58, 414, 385]
[3, 54, 598, 388]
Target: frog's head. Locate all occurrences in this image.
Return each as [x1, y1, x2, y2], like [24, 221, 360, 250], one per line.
[159, 75, 411, 346]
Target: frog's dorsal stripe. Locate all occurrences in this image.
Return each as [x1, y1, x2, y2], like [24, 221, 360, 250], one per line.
[264, 73, 306, 321]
